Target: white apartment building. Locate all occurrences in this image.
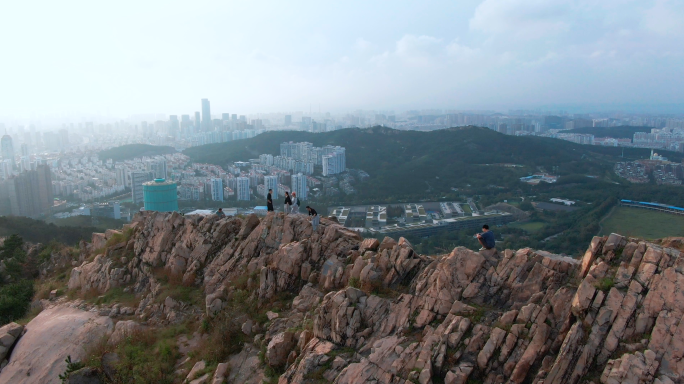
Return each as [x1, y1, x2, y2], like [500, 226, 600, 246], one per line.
[237, 177, 250, 201]
[291, 173, 308, 199]
[264, 175, 278, 198]
[211, 178, 224, 201]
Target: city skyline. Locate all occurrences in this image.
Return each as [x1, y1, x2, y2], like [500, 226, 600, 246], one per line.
[1, 1, 683, 119]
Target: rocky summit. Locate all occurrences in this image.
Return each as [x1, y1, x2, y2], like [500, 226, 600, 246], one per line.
[1, 211, 683, 384]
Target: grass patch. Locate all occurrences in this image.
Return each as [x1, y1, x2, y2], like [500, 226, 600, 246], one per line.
[509, 221, 545, 233]
[594, 277, 615, 292]
[600, 207, 684, 239]
[195, 314, 246, 365]
[104, 329, 179, 384]
[92, 287, 139, 307]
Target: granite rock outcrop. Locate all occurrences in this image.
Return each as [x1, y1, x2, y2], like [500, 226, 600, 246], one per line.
[3, 211, 683, 384]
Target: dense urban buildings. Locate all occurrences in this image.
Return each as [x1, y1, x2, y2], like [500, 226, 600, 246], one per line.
[1, 97, 683, 220]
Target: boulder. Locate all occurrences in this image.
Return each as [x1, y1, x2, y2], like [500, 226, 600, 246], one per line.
[266, 331, 295, 367]
[0, 306, 113, 384]
[0, 323, 23, 362]
[108, 321, 143, 345]
[65, 367, 101, 384]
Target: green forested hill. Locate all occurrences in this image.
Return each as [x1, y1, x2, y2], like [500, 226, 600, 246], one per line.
[561, 125, 651, 139]
[99, 144, 176, 162]
[0, 216, 97, 245]
[184, 126, 679, 203]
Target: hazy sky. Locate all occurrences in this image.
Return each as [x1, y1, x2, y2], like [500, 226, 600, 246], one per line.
[1, 0, 683, 118]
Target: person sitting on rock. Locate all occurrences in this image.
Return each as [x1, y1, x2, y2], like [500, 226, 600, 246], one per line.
[216, 208, 225, 218]
[307, 206, 319, 231]
[476, 224, 496, 251]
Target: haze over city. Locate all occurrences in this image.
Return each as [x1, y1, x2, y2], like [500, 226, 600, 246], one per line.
[2, 0, 684, 121]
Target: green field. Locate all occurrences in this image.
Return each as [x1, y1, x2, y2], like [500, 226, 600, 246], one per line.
[510, 221, 546, 233]
[600, 207, 684, 239]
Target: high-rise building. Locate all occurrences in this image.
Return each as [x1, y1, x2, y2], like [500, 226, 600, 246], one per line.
[201, 99, 211, 131]
[131, 171, 154, 204]
[0, 164, 53, 217]
[284, 115, 292, 126]
[19, 156, 30, 173]
[195, 112, 201, 130]
[237, 177, 250, 201]
[150, 158, 167, 180]
[0, 160, 13, 180]
[211, 178, 224, 201]
[115, 166, 126, 186]
[1, 134, 15, 168]
[291, 173, 308, 199]
[20, 143, 29, 157]
[322, 146, 346, 176]
[168, 115, 180, 137]
[264, 175, 278, 198]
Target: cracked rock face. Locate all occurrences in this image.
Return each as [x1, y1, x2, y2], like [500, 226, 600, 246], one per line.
[14, 211, 684, 384]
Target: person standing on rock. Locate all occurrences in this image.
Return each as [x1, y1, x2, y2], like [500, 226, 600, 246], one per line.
[476, 224, 496, 251]
[306, 206, 319, 231]
[284, 191, 292, 214]
[291, 192, 300, 214]
[216, 208, 225, 218]
[267, 189, 274, 212]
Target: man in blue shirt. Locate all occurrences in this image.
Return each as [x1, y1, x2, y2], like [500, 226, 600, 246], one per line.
[477, 225, 496, 251]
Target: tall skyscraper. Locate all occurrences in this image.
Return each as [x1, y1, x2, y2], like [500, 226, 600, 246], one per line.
[291, 173, 308, 199]
[0, 159, 13, 180]
[1, 134, 15, 168]
[0, 164, 53, 217]
[284, 115, 292, 126]
[264, 176, 278, 198]
[237, 177, 250, 201]
[20, 156, 30, 173]
[168, 115, 180, 137]
[195, 111, 201, 130]
[211, 178, 224, 201]
[201, 99, 211, 131]
[20, 143, 29, 157]
[322, 146, 346, 176]
[131, 171, 154, 204]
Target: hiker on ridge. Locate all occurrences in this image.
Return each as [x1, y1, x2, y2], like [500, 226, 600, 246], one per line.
[267, 189, 274, 212]
[291, 192, 300, 214]
[307, 205, 319, 231]
[284, 191, 292, 214]
[476, 224, 496, 251]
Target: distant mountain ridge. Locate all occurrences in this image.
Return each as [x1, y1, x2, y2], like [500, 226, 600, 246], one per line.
[561, 125, 652, 139]
[98, 144, 176, 162]
[183, 126, 679, 202]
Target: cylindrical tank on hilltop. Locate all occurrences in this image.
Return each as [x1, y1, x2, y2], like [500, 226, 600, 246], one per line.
[143, 178, 178, 212]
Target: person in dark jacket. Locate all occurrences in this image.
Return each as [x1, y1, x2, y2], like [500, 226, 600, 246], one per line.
[267, 189, 274, 212]
[306, 206, 319, 230]
[476, 224, 496, 251]
[216, 208, 225, 218]
[284, 192, 292, 214]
